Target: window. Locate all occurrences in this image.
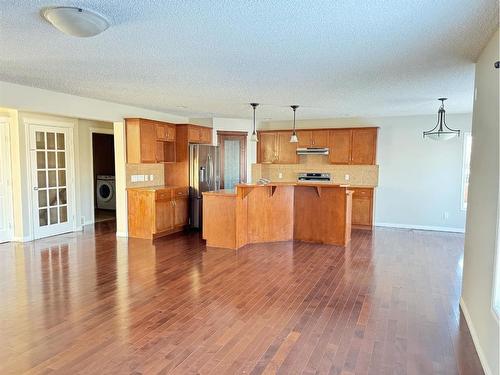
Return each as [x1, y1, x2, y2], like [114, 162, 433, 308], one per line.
[461, 132, 472, 210]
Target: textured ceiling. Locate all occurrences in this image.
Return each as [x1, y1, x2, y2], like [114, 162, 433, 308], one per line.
[0, 0, 498, 120]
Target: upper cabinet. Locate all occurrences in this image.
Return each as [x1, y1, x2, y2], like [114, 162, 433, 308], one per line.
[187, 125, 213, 144]
[126, 118, 177, 163]
[350, 128, 377, 165]
[329, 129, 351, 164]
[296, 130, 329, 148]
[257, 131, 297, 164]
[258, 127, 378, 165]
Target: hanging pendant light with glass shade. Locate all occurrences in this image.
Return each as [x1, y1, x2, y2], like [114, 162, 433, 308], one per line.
[423, 98, 460, 141]
[290, 105, 299, 143]
[250, 103, 259, 142]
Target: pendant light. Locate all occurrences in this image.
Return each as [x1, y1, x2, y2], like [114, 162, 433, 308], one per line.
[250, 103, 259, 142]
[423, 98, 460, 141]
[290, 105, 299, 143]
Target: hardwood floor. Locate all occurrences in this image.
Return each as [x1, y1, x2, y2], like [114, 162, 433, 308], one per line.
[0, 223, 483, 374]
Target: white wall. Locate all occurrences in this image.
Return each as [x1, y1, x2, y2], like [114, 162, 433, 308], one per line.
[77, 119, 114, 225]
[461, 29, 499, 375]
[262, 113, 472, 231]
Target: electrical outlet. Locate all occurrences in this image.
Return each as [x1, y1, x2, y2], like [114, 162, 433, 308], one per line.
[344, 174, 350, 181]
[278, 172, 283, 179]
[150, 174, 154, 181]
[145, 175, 149, 181]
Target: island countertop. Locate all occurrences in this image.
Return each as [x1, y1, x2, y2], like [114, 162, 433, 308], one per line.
[202, 183, 353, 249]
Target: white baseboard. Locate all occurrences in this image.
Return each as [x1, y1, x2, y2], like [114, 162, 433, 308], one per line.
[459, 297, 492, 375]
[375, 222, 465, 233]
[116, 231, 128, 238]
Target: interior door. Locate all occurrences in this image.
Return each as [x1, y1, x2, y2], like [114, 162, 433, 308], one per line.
[30, 126, 75, 239]
[0, 119, 13, 243]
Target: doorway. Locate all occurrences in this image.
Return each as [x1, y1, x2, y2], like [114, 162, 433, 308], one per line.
[217, 131, 247, 189]
[29, 124, 75, 239]
[91, 131, 115, 223]
[0, 118, 13, 243]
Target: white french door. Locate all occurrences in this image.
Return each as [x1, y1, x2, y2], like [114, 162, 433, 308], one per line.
[30, 125, 75, 239]
[0, 119, 13, 243]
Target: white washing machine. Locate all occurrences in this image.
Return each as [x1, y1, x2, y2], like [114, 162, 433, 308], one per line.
[96, 175, 116, 210]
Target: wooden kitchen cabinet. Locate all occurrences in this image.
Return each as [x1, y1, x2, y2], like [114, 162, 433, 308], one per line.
[329, 129, 352, 164]
[156, 199, 175, 233]
[277, 132, 298, 163]
[156, 123, 176, 142]
[258, 132, 278, 163]
[187, 125, 213, 144]
[296, 130, 329, 148]
[351, 188, 374, 229]
[126, 118, 177, 163]
[351, 128, 377, 165]
[128, 187, 189, 239]
[257, 131, 297, 164]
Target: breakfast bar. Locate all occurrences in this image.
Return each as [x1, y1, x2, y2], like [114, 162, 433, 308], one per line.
[202, 183, 353, 249]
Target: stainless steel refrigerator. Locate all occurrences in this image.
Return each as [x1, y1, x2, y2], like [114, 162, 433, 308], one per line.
[189, 144, 220, 229]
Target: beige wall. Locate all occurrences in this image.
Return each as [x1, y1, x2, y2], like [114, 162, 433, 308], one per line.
[461, 29, 499, 375]
[261, 113, 472, 231]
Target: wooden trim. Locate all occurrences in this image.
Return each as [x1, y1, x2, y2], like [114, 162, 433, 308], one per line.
[257, 126, 379, 133]
[217, 130, 248, 136]
[217, 132, 248, 188]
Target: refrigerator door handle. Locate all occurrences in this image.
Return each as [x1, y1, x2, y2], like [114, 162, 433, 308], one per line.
[207, 153, 213, 190]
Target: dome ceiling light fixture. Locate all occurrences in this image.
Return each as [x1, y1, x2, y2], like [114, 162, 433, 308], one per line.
[290, 105, 299, 143]
[250, 103, 259, 142]
[423, 98, 460, 141]
[42, 7, 110, 37]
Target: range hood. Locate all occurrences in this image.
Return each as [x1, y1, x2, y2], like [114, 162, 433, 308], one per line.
[296, 147, 329, 155]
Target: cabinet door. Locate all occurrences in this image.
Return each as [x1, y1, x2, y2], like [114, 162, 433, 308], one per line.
[155, 199, 174, 233]
[311, 130, 329, 148]
[140, 121, 157, 163]
[156, 123, 166, 140]
[166, 125, 176, 141]
[351, 128, 377, 164]
[277, 132, 298, 164]
[258, 132, 277, 163]
[351, 189, 373, 226]
[174, 197, 189, 227]
[296, 130, 312, 147]
[329, 129, 351, 164]
[199, 127, 212, 144]
[188, 126, 201, 143]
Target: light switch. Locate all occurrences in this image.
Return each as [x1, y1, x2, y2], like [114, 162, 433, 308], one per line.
[150, 174, 154, 181]
[344, 174, 350, 181]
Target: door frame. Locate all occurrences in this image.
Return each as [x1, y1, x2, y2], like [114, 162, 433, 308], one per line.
[24, 117, 77, 240]
[217, 131, 248, 188]
[0, 117, 14, 243]
[89, 127, 114, 224]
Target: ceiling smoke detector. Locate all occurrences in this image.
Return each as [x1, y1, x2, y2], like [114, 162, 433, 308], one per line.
[42, 7, 109, 37]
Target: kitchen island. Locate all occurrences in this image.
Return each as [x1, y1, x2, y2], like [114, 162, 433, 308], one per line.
[202, 183, 353, 249]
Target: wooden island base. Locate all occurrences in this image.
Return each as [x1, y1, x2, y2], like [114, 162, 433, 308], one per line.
[203, 183, 353, 249]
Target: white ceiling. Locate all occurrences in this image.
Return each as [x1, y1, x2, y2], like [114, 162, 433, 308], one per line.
[0, 1, 498, 120]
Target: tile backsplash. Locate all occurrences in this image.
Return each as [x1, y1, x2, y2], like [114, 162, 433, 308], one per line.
[126, 163, 165, 188]
[252, 163, 379, 187]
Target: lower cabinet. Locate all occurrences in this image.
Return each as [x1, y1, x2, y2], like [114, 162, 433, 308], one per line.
[128, 186, 189, 239]
[351, 188, 374, 229]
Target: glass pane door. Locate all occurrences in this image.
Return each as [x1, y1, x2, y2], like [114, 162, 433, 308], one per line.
[223, 139, 241, 189]
[31, 126, 73, 239]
